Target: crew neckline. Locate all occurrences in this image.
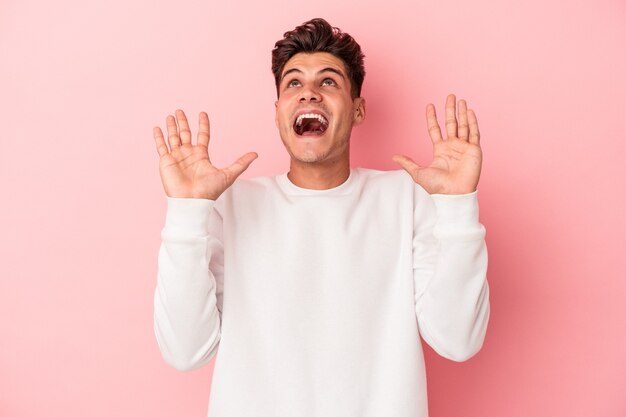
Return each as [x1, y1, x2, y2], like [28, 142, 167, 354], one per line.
[276, 168, 359, 196]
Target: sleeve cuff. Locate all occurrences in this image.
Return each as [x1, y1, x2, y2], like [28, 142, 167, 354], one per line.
[430, 191, 480, 226]
[164, 197, 216, 236]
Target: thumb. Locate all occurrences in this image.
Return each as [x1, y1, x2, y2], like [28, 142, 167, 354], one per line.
[392, 154, 422, 178]
[223, 152, 259, 184]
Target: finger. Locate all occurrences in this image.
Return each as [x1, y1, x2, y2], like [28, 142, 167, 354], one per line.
[223, 152, 258, 183]
[426, 104, 443, 143]
[457, 99, 469, 141]
[166, 115, 181, 149]
[175, 109, 192, 145]
[197, 112, 210, 148]
[153, 126, 169, 157]
[468, 109, 480, 145]
[392, 154, 422, 181]
[445, 93, 457, 139]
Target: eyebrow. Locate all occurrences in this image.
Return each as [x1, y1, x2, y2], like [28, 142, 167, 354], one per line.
[281, 67, 346, 83]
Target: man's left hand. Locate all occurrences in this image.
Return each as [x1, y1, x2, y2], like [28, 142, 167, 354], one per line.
[393, 94, 482, 195]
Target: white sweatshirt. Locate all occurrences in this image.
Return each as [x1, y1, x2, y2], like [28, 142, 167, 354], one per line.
[154, 168, 489, 417]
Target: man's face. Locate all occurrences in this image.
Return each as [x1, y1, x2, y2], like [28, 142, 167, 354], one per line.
[275, 52, 365, 165]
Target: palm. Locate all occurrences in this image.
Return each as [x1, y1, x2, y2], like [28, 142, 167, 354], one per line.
[159, 145, 226, 200]
[393, 94, 482, 195]
[154, 110, 257, 200]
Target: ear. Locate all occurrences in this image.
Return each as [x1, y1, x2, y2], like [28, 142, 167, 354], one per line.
[352, 97, 366, 126]
[274, 100, 279, 128]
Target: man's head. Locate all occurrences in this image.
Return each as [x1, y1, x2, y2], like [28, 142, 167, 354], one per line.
[272, 18, 365, 99]
[272, 18, 367, 168]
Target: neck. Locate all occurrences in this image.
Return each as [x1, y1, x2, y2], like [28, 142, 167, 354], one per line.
[287, 157, 350, 190]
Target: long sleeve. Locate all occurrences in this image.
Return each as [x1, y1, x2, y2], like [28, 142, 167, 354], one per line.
[153, 197, 224, 371]
[413, 186, 490, 362]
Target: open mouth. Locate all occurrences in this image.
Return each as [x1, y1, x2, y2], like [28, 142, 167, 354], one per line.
[293, 113, 329, 136]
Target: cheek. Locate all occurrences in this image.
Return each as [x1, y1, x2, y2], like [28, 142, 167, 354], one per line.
[275, 106, 287, 128]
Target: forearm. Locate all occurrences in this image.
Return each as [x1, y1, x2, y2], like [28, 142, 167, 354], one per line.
[414, 191, 490, 361]
[153, 197, 223, 371]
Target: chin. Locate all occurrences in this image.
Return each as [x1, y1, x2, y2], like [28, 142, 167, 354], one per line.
[290, 149, 330, 164]
[291, 145, 350, 165]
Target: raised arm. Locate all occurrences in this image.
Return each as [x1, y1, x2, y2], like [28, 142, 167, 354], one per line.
[152, 110, 254, 371]
[412, 186, 489, 361]
[399, 95, 489, 361]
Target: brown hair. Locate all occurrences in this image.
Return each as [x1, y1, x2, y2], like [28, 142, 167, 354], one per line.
[271, 18, 365, 99]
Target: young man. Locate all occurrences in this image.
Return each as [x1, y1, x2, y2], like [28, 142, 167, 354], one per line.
[153, 18, 489, 417]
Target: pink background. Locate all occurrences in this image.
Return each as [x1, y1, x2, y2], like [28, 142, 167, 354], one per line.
[1, 0, 625, 416]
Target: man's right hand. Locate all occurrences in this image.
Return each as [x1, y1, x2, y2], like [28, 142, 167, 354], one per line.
[153, 109, 258, 200]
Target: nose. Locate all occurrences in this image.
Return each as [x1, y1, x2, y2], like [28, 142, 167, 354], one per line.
[299, 83, 321, 102]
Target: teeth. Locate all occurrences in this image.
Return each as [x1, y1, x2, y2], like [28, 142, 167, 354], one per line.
[295, 113, 328, 127]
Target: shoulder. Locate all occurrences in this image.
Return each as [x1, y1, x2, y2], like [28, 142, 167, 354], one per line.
[214, 174, 281, 210]
[355, 167, 433, 208]
[355, 167, 418, 191]
[229, 175, 278, 193]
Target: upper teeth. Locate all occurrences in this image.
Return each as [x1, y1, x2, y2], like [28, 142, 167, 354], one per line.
[295, 113, 328, 126]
